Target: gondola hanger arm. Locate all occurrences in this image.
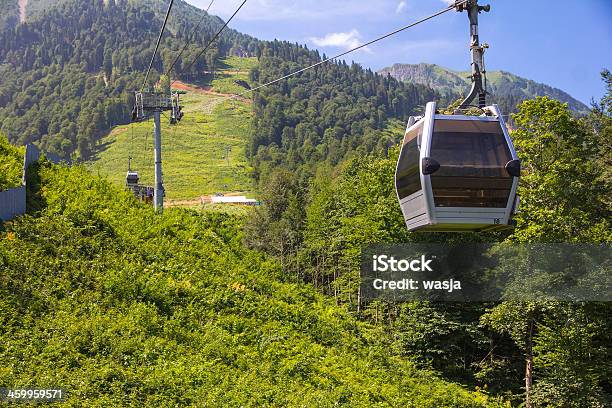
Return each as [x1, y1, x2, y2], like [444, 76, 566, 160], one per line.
[455, 0, 490, 109]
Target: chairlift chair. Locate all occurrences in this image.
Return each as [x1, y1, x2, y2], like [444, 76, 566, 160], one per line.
[125, 157, 140, 187]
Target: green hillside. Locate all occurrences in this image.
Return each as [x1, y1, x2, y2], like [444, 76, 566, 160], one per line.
[210, 56, 259, 94]
[20, 0, 61, 20]
[0, 0, 224, 30]
[0, 0, 62, 28]
[0, 0, 259, 159]
[89, 57, 257, 201]
[89, 95, 253, 201]
[0, 141, 500, 407]
[1, 0, 609, 405]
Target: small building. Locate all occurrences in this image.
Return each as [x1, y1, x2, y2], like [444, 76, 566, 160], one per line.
[201, 195, 258, 206]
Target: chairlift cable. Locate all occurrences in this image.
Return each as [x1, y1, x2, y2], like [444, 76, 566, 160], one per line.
[227, 0, 467, 100]
[129, 121, 135, 166]
[167, 117, 179, 188]
[171, 0, 249, 86]
[144, 118, 151, 165]
[141, 0, 175, 91]
[165, 0, 216, 79]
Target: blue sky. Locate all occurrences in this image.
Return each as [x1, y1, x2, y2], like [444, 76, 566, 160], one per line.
[185, 0, 612, 104]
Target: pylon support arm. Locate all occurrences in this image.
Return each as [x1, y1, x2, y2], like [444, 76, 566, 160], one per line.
[131, 91, 183, 123]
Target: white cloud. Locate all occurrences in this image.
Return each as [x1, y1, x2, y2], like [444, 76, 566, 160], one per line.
[309, 30, 363, 51]
[396, 1, 407, 14]
[441, 0, 456, 5]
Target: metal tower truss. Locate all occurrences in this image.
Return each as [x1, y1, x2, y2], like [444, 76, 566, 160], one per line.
[132, 91, 183, 123]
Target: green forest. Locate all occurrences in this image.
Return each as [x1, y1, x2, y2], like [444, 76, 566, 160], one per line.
[1, 77, 610, 406]
[1, 0, 611, 406]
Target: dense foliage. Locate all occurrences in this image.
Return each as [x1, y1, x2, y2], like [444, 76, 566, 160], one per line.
[1, 1, 609, 405]
[0, 0, 63, 30]
[479, 92, 611, 407]
[0, 0, 19, 30]
[0, 147, 501, 407]
[249, 42, 441, 180]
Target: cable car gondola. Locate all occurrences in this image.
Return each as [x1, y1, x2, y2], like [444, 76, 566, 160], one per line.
[394, 0, 520, 232]
[395, 102, 520, 232]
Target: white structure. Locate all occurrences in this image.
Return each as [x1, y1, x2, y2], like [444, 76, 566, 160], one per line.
[0, 144, 66, 222]
[206, 195, 258, 206]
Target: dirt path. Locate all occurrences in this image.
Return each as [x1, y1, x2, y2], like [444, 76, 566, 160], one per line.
[221, 70, 250, 75]
[18, 0, 27, 23]
[164, 198, 202, 208]
[166, 192, 253, 208]
[110, 127, 128, 136]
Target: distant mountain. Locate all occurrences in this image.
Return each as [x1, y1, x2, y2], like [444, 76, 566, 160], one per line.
[379, 63, 589, 113]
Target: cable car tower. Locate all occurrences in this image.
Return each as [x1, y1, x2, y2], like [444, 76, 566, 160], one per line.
[131, 90, 183, 213]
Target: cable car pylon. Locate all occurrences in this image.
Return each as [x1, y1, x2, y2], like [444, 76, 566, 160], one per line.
[131, 90, 183, 213]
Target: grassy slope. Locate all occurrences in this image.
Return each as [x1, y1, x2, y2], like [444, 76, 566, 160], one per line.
[89, 57, 257, 202]
[0, 159, 501, 407]
[211, 56, 258, 95]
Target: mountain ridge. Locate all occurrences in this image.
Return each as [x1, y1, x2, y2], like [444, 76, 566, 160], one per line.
[379, 62, 589, 113]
